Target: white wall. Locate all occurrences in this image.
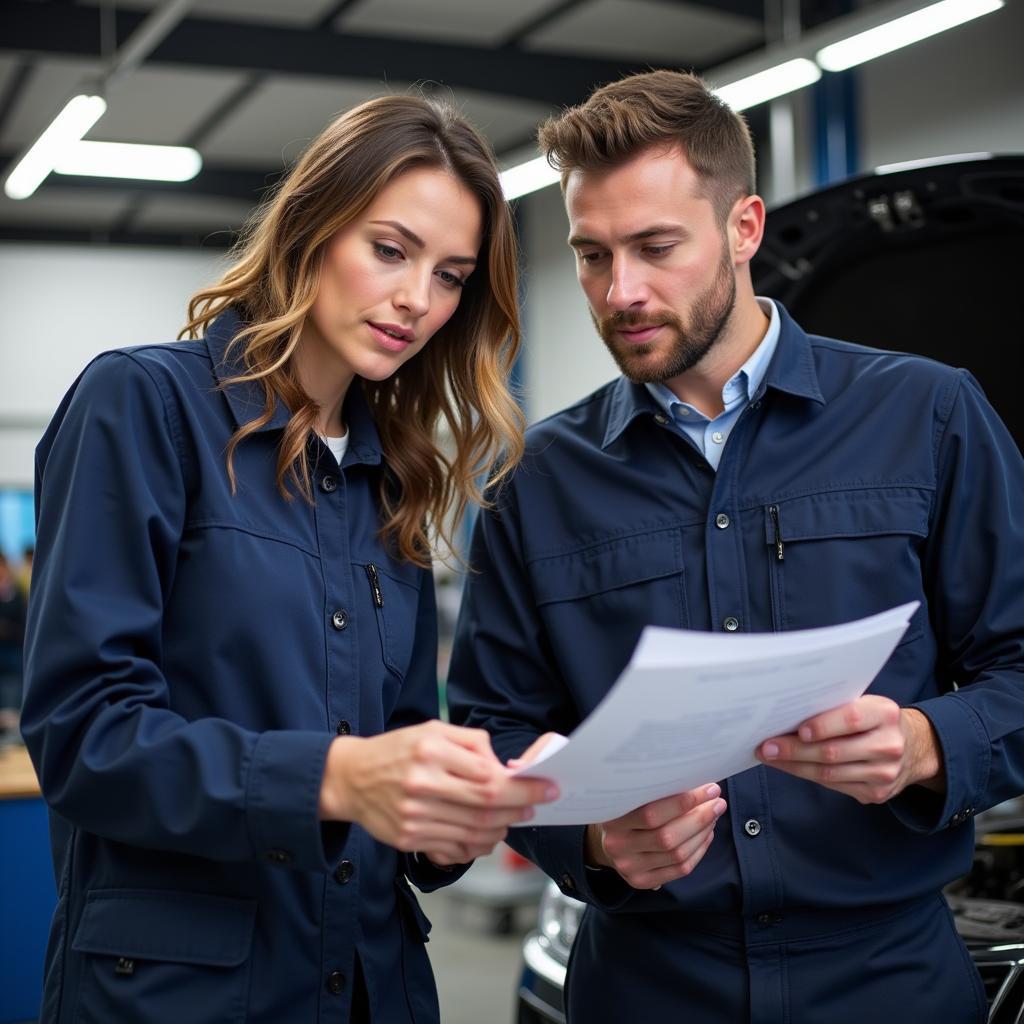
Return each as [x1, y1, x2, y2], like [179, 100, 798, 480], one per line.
[0, 244, 224, 486]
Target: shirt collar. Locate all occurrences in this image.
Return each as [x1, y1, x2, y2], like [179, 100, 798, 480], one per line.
[602, 299, 824, 450]
[644, 296, 781, 421]
[204, 307, 383, 465]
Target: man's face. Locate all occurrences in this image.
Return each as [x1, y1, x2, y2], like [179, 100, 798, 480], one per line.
[565, 145, 737, 384]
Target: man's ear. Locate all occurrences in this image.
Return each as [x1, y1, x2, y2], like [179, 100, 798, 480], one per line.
[727, 194, 766, 266]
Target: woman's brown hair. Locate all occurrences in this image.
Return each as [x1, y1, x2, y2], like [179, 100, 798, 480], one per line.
[181, 94, 524, 566]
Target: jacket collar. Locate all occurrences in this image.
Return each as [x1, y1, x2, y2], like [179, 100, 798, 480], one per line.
[601, 300, 824, 450]
[204, 308, 383, 466]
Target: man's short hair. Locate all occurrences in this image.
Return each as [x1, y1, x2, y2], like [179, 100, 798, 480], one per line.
[537, 70, 756, 225]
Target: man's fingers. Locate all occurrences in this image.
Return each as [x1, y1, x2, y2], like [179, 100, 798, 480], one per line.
[777, 695, 899, 745]
[620, 783, 721, 832]
[619, 829, 717, 889]
[508, 732, 561, 768]
[759, 729, 902, 766]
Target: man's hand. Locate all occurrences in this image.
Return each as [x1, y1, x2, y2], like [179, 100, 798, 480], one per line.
[319, 721, 558, 866]
[757, 695, 945, 804]
[511, 733, 726, 890]
[585, 786, 726, 890]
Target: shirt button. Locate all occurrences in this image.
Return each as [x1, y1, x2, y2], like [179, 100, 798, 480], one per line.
[654, 413, 669, 425]
[336, 720, 351, 736]
[744, 819, 762, 837]
[265, 848, 294, 865]
[331, 609, 348, 631]
[320, 475, 338, 493]
[724, 616, 740, 632]
[678, 407, 690, 417]
[711, 431, 724, 444]
[756, 912, 771, 926]
[715, 513, 730, 529]
[334, 860, 354, 885]
[325, 970, 346, 995]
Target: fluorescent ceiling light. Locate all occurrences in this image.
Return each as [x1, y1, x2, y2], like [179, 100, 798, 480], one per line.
[54, 141, 202, 182]
[817, 0, 1003, 71]
[4, 94, 107, 200]
[714, 58, 822, 112]
[501, 155, 561, 201]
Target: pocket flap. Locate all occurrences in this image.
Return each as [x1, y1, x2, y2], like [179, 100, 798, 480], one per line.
[531, 530, 682, 605]
[72, 890, 256, 967]
[764, 490, 931, 544]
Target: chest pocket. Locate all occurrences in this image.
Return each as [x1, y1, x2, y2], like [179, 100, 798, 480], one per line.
[763, 488, 930, 643]
[356, 559, 422, 681]
[529, 530, 687, 700]
[71, 889, 255, 1024]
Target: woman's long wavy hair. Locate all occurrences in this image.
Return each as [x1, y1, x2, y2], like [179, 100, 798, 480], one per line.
[181, 95, 524, 566]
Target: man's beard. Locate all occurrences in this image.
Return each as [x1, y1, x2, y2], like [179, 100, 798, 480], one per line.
[593, 249, 737, 384]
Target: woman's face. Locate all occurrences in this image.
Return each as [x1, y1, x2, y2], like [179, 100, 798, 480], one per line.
[299, 166, 484, 395]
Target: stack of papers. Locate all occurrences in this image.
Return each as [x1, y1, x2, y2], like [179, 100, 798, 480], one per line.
[512, 602, 919, 826]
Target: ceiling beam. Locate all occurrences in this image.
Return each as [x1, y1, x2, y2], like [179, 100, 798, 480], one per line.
[1, 1, 660, 107]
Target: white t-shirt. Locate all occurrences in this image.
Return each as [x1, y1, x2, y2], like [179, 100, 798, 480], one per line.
[323, 432, 349, 465]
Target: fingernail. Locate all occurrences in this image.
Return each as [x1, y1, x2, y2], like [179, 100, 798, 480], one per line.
[713, 798, 727, 817]
[799, 726, 812, 742]
[762, 742, 779, 760]
[652, 885, 662, 891]
[507, 759, 522, 768]
[704, 783, 721, 800]
[545, 785, 559, 801]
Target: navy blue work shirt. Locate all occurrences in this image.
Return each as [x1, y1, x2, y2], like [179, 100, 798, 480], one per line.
[448, 303, 1024, 1020]
[22, 310, 452, 1024]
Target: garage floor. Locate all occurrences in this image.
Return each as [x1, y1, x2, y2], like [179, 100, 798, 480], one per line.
[419, 886, 537, 1024]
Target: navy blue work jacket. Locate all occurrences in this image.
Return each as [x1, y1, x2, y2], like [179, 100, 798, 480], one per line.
[448, 304, 1024, 1022]
[22, 310, 452, 1024]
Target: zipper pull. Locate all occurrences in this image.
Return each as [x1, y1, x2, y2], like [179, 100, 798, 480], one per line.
[769, 505, 784, 562]
[365, 563, 383, 608]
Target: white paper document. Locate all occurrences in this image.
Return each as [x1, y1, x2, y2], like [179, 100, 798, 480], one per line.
[511, 601, 920, 826]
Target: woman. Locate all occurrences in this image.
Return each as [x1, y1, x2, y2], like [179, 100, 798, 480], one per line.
[21, 95, 554, 1024]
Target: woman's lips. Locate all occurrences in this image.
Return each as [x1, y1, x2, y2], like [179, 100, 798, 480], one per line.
[368, 322, 413, 352]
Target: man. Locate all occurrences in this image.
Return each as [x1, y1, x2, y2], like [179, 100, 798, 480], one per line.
[448, 70, 1024, 1023]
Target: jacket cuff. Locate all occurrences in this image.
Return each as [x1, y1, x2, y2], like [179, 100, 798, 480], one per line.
[404, 852, 472, 892]
[535, 825, 634, 911]
[888, 694, 991, 835]
[246, 730, 347, 872]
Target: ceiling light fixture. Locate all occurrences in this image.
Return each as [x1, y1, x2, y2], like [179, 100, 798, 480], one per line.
[817, 0, 1003, 70]
[3, 94, 107, 201]
[501, 155, 562, 201]
[714, 58, 822, 112]
[53, 141, 203, 182]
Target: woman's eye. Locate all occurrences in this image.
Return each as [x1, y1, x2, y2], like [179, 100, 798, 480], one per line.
[437, 270, 465, 289]
[373, 242, 402, 261]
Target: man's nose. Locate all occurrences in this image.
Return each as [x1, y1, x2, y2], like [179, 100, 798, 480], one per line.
[605, 260, 648, 311]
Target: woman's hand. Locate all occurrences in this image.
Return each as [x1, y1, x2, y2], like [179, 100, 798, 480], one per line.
[319, 720, 557, 865]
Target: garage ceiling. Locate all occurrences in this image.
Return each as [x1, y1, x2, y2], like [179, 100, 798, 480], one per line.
[0, 0, 840, 246]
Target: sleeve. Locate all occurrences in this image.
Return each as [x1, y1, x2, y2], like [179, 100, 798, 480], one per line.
[21, 352, 342, 873]
[888, 370, 1024, 834]
[446, 485, 635, 911]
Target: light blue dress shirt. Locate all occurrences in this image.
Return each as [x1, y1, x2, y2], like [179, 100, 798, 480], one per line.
[645, 297, 780, 470]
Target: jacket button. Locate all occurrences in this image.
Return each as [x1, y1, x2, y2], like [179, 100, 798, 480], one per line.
[723, 616, 740, 632]
[334, 860, 354, 885]
[331, 610, 348, 631]
[744, 819, 762, 837]
[320, 475, 338, 493]
[715, 513, 730, 529]
[653, 412, 669, 425]
[560, 872, 576, 894]
[326, 970, 346, 995]
[265, 848, 294, 865]
[336, 720, 351, 736]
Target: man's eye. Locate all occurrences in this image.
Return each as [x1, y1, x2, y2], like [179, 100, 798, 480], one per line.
[645, 245, 675, 257]
[579, 252, 605, 265]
